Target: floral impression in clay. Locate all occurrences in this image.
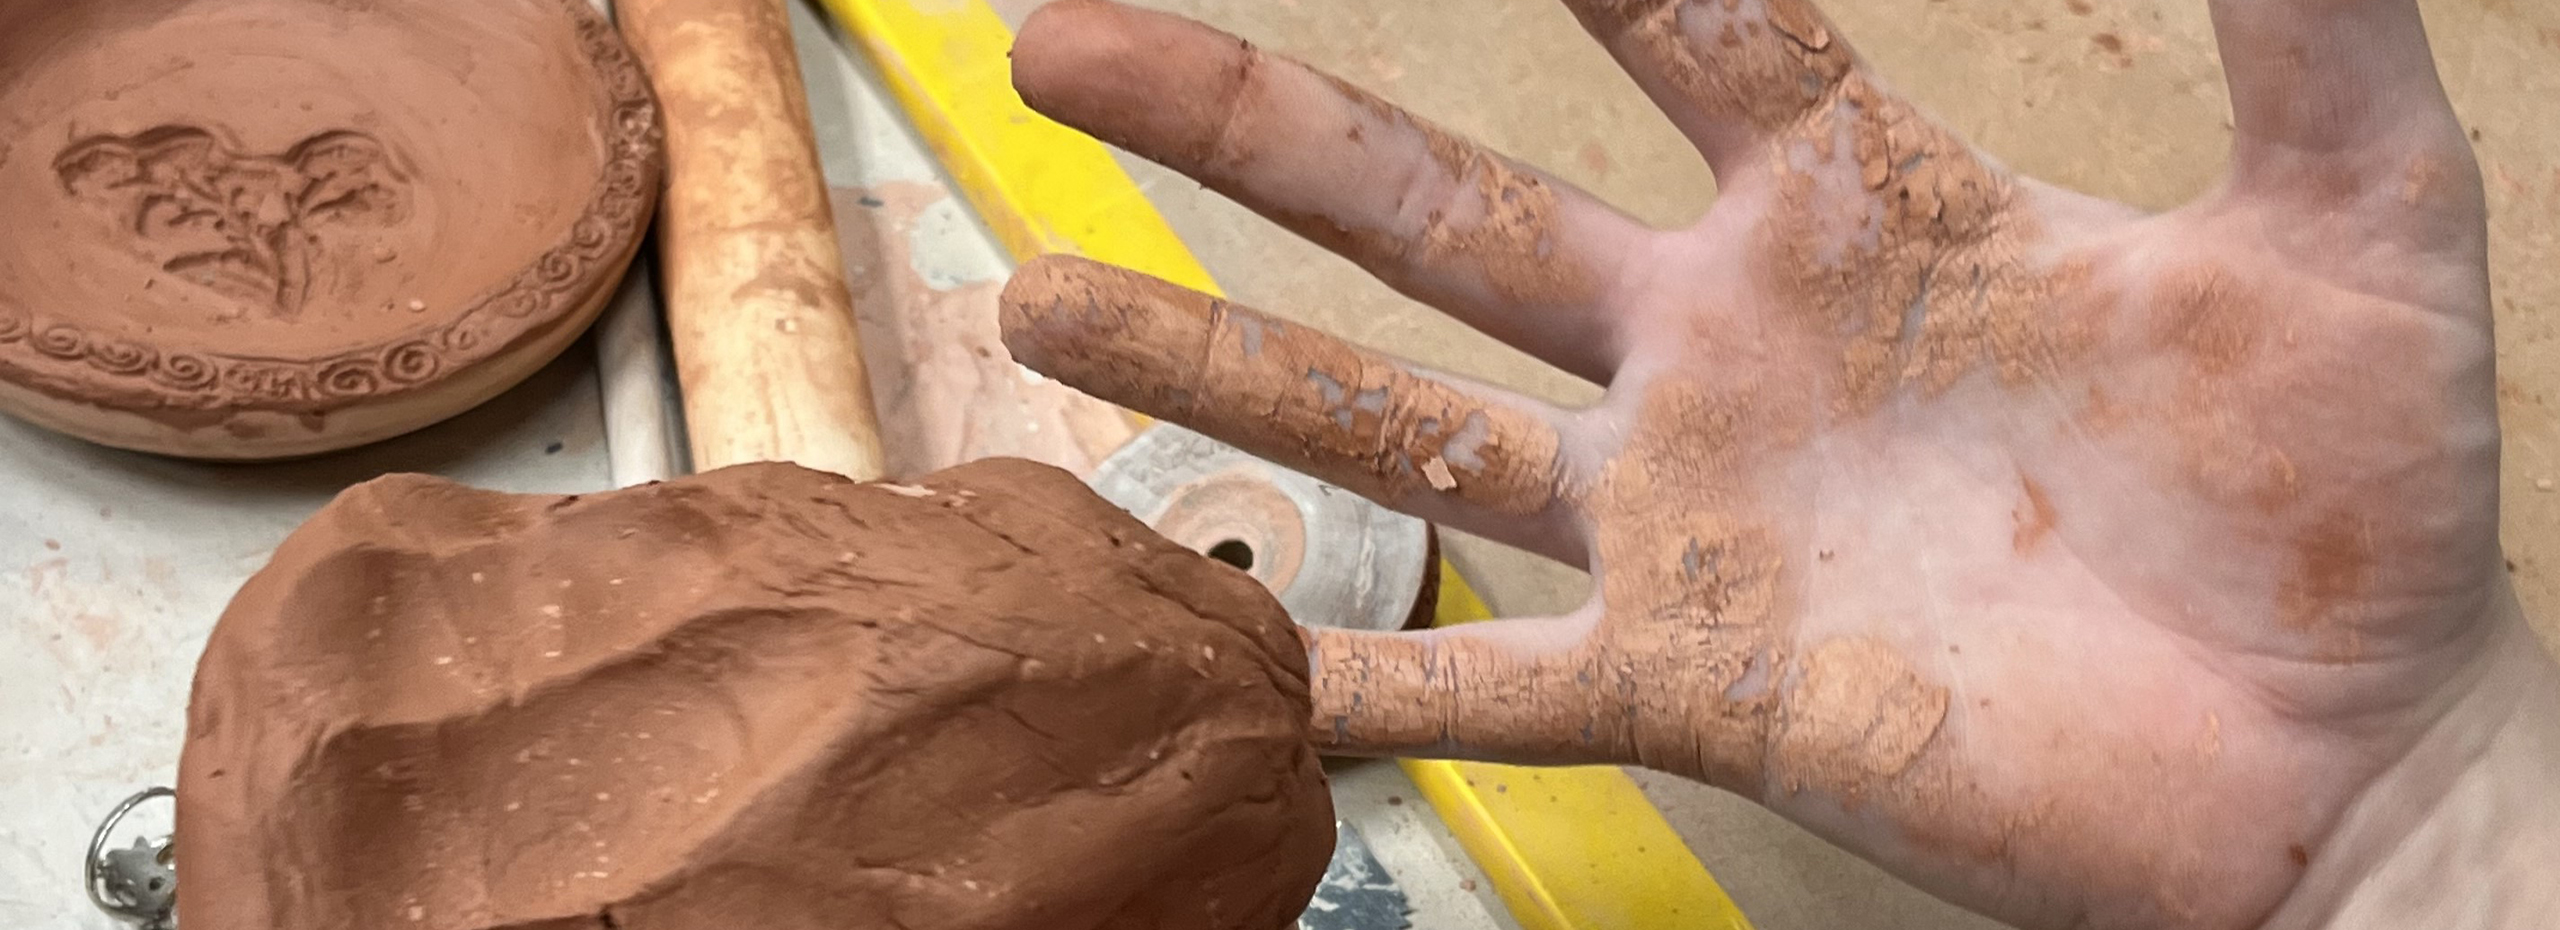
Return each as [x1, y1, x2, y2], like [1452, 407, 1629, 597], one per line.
[0, 0, 660, 457]
[176, 458, 1333, 930]
[1000, 1, 2554, 929]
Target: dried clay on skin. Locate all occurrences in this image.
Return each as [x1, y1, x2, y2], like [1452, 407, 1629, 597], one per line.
[1561, 0, 1857, 142]
[1771, 635, 1951, 798]
[1763, 72, 2098, 417]
[1000, 255, 1565, 517]
[1010, 0, 1602, 321]
[1304, 72, 1601, 312]
[177, 458, 1333, 930]
[1558, 0, 2077, 794]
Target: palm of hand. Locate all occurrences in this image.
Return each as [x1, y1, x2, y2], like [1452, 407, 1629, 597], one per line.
[1002, 1, 2508, 928]
[1578, 72, 2499, 929]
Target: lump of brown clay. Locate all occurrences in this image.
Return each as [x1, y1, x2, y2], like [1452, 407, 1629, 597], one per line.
[176, 458, 1334, 930]
[0, 0, 661, 459]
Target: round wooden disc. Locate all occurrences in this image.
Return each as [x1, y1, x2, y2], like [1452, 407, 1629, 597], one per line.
[1090, 425, 1435, 633]
[0, 0, 663, 459]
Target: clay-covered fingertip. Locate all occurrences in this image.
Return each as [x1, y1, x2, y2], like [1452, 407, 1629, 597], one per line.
[999, 254, 1094, 322]
[1000, 254, 1224, 429]
[1011, 0, 1139, 115]
[998, 253, 1105, 369]
[1010, 0, 1243, 164]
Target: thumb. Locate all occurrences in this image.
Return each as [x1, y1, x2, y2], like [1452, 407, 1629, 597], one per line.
[1304, 617, 1638, 766]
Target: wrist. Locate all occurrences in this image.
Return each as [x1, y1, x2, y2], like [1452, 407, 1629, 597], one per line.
[2265, 589, 2560, 930]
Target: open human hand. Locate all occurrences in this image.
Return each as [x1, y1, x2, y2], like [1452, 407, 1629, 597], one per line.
[998, 1, 2555, 928]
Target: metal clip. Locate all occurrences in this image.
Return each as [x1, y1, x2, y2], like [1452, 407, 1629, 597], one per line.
[87, 787, 177, 930]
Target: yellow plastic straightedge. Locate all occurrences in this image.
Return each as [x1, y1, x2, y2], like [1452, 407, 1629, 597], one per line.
[811, 1, 1752, 926]
[813, 0, 1216, 294]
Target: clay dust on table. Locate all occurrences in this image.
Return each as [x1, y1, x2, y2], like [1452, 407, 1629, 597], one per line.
[829, 182, 1135, 478]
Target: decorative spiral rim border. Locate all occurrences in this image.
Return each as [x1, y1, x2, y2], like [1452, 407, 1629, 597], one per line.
[0, 0, 664, 417]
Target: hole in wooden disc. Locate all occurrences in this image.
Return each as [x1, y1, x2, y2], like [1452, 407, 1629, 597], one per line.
[1207, 539, 1255, 571]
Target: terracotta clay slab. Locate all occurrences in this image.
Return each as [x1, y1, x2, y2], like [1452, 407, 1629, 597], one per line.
[0, 0, 663, 459]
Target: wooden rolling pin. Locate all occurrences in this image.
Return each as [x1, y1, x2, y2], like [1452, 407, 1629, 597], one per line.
[617, 0, 886, 478]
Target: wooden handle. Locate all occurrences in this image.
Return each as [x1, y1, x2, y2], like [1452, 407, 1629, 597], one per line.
[618, 0, 885, 479]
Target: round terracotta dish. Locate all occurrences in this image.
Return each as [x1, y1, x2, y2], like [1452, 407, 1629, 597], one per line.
[0, 0, 662, 459]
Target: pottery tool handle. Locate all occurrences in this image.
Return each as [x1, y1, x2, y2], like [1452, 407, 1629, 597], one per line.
[617, 0, 885, 478]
